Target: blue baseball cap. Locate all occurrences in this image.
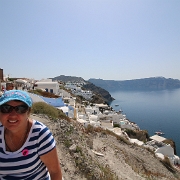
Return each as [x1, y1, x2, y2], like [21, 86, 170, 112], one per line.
[0, 90, 32, 107]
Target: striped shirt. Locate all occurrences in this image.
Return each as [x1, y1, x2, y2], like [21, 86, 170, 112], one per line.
[0, 120, 55, 180]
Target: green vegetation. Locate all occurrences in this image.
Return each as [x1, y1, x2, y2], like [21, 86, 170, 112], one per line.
[64, 140, 72, 148]
[28, 89, 59, 98]
[125, 129, 149, 142]
[76, 95, 86, 103]
[76, 146, 83, 155]
[65, 126, 74, 136]
[85, 124, 95, 134]
[113, 124, 120, 128]
[125, 129, 137, 136]
[31, 102, 69, 121]
[7, 78, 13, 81]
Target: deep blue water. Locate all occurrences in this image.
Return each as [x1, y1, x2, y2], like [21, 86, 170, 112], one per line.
[109, 88, 180, 156]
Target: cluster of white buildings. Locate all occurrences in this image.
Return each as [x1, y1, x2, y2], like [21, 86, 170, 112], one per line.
[33, 80, 93, 100]
[77, 103, 140, 130]
[65, 82, 93, 100]
[75, 103, 180, 166]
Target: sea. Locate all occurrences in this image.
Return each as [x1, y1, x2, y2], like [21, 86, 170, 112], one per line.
[109, 88, 180, 156]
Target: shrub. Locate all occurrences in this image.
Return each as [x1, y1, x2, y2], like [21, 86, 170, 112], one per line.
[125, 129, 137, 136]
[28, 89, 59, 98]
[76, 146, 83, 155]
[31, 102, 69, 120]
[85, 124, 94, 134]
[113, 124, 120, 128]
[94, 126, 104, 133]
[64, 140, 72, 148]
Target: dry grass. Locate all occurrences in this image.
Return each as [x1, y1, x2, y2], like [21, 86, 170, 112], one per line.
[31, 102, 70, 121]
[160, 156, 176, 173]
[85, 125, 131, 145]
[28, 89, 59, 98]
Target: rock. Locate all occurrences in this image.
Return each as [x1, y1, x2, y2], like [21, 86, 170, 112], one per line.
[69, 144, 77, 153]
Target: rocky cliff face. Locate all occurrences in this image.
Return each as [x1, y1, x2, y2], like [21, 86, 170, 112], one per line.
[83, 82, 114, 104]
[31, 114, 180, 180]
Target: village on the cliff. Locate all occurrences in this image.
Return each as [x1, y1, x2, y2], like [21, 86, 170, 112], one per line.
[0, 68, 180, 168]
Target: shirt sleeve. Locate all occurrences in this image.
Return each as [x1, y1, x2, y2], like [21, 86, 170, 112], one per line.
[37, 126, 56, 156]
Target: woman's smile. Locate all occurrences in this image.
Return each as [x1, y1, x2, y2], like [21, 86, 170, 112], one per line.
[8, 119, 18, 123]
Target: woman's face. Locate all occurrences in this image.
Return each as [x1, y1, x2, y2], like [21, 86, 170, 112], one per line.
[0, 100, 30, 133]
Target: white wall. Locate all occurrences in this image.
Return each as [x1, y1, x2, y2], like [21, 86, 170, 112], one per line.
[155, 144, 174, 157]
[89, 115, 99, 122]
[155, 144, 180, 165]
[59, 89, 71, 98]
[35, 82, 59, 94]
[85, 107, 100, 114]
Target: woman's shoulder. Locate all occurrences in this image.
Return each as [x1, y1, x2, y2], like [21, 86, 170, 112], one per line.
[31, 119, 49, 133]
[32, 119, 47, 127]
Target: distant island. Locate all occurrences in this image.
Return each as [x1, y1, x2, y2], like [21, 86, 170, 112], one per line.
[88, 77, 180, 91]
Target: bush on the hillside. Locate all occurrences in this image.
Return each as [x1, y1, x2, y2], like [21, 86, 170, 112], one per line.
[31, 102, 69, 120]
[113, 124, 120, 128]
[125, 129, 137, 136]
[28, 89, 59, 98]
[85, 124, 94, 134]
[125, 129, 149, 142]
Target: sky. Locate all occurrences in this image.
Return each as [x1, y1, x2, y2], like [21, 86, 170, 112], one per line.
[0, 0, 180, 81]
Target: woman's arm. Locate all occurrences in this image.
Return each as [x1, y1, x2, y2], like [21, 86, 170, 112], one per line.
[40, 147, 62, 180]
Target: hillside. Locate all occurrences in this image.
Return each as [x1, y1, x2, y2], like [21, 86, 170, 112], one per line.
[83, 82, 114, 103]
[31, 114, 180, 180]
[51, 75, 114, 103]
[88, 77, 180, 91]
[52, 75, 85, 82]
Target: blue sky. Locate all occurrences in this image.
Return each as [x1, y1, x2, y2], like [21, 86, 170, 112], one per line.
[1, 0, 180, 81]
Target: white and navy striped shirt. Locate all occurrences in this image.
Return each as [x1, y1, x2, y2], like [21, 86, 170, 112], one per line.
[0, 120, 55, 180]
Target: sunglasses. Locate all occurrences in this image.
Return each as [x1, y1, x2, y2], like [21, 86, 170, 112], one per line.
[0, 104, 29, 114]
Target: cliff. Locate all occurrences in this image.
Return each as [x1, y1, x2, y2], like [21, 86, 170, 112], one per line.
[83, 82, 114, 103]
[88, 77, 180, 91]
[52, 75, 114, 104]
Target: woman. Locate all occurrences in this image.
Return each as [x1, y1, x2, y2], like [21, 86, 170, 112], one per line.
[0, 90, 62, 180]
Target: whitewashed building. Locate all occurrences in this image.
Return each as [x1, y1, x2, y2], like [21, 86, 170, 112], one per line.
[34, 81, 60, 95]
[155, 144, 180, 165]
[85, 106, 100, 115]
